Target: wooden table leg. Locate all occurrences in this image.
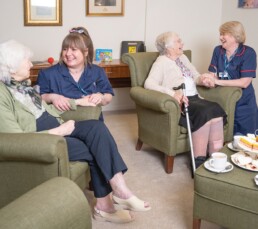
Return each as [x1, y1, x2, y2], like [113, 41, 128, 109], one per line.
[193, 218, 201, 229]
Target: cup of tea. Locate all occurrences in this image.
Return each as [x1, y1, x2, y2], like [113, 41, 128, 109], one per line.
[209, 152, 227, 170]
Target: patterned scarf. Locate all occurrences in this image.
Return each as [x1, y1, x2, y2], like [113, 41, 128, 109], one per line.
[7, 79, 42, 109]
[175, 58, 193, 78]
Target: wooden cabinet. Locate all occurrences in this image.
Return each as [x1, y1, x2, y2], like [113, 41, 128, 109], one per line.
[96, 59, 130, 88]
[30, 59, 131, 88]
[30, 62, 51, 86]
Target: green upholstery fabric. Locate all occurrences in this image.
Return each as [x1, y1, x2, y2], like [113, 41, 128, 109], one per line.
[122, 51, 242, 173]
[0, 177, 92, 229]
[194, 146, 258, 229]
[61, 105, 101, 121]
[0, 106, 101, 208]
[197, 86, 242, 142]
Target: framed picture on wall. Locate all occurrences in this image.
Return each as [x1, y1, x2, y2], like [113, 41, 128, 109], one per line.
[238, 0, 258, 8]
[24, 0, 62, 26]
[86, 0, 124, 16]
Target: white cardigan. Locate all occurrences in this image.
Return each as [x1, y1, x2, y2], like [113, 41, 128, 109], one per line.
[144, 54, 201, 97]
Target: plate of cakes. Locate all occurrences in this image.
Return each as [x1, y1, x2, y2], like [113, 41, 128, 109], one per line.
[235, 134, 258, 154]
[231, 151, 258, 172]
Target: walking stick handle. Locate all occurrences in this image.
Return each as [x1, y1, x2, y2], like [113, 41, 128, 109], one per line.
[173, 83, 185, 91]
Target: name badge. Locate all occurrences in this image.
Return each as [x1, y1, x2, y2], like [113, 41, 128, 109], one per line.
[219, 71, 229, 79]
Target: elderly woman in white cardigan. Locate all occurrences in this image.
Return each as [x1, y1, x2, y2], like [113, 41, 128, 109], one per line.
[144, 31, 226, 168]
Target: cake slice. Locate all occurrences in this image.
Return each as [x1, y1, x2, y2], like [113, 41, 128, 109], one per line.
[238, 136, 255, 151]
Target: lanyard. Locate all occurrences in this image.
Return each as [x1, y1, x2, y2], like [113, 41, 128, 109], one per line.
[224, 48, 238, 72]
[77, 82, 97, 96]
[77, 83, 88, 96]
[222, 48, 238, 80]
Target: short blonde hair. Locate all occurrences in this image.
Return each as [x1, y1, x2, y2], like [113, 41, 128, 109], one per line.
[155, 31, 179, 55]
[219, 21, 246, 44]
[0, 40, 32, 83]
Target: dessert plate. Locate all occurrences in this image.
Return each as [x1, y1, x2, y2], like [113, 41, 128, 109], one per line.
[237, 142, 258, 154]
[236, 137, 258, 154]
[231, 152, 258, 172]
[204, 161, 233, 173]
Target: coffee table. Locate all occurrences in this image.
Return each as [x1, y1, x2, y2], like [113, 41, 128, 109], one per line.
[193, 145, 258, 229]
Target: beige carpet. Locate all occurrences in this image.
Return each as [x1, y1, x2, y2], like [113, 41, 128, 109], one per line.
[85, 110, 224, 229]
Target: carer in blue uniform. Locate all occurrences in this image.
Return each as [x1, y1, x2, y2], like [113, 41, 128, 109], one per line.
[37, 62, 114, 121]
[38, 62, 114, 101]
[37, 27, 114, 121]
[208, 21, 257, 135]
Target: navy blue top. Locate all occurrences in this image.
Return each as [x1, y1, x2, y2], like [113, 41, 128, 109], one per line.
[208, 44, 257, 135]
[37, 63, 114, 98]
[37, 63, 114, 121]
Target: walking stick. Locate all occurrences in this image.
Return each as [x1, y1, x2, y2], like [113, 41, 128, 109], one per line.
[173, 83, 196, 175]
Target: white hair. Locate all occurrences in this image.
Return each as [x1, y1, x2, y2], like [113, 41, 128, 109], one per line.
[155, 31, 179, 55]
[0, 40, 33, 83]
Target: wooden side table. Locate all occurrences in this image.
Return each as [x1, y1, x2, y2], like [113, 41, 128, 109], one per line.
[30, 59, 131, 88]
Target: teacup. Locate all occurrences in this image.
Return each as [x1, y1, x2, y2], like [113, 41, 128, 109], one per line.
[209, 152, 227, 170]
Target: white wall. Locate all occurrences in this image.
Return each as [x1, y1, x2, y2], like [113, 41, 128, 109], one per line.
[144, 0, 222, 73]
[1, 0, 257, 109]
[0, 0, 145, 61]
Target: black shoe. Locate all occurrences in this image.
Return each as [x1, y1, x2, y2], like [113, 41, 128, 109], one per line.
[194, 156, 207, 169]
[190, 156, 207, 178]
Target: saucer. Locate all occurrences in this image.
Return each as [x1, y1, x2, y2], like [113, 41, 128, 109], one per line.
[204, 161, 234, 173]
[227, 142, 241, 152]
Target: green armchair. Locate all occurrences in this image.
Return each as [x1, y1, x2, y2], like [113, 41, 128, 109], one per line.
[0, 106, 101, 208]
[0, 177, 92, 229]
[122, 51, 242, 174]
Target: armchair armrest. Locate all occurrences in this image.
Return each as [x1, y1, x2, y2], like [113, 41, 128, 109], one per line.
[130, 87, 180, 113]
[0, 133, 68, 164]
[197, 86, 242, 110]
[197, 86, 242, 141]
[0, 177, 92, 229]
[61, 106, 102, 122]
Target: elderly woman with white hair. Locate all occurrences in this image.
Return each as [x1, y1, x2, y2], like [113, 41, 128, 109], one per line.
[0, 40, 151, 224]
[144, 31, 227, 168]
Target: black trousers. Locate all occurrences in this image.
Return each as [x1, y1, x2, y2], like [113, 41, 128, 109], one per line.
[36, 112, 127, 198]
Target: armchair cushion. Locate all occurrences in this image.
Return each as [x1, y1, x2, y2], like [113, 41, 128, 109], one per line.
[0, 177, 92, 229]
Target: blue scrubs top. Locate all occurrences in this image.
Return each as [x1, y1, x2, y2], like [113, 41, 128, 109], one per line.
[38, 63, 114, 98]
[208, 44, 258, 135]
[37, 63, 114, 121]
